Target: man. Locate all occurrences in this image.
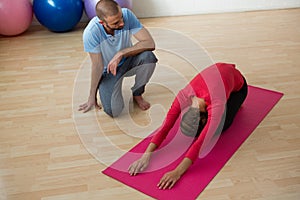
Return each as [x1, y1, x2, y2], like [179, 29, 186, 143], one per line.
[79, 0, 157, 117]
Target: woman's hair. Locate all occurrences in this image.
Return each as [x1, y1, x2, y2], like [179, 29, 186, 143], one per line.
[96, 0, 120, 21]
[197, 111, 208, 136]
[180, 107, 208, 138]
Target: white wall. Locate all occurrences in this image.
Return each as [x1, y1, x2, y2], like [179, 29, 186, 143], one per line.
[30, 0, 300, 25]
[131, 0, 300, 18]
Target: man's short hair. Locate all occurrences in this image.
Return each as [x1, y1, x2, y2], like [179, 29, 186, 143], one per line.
[96, 0, 120, 20]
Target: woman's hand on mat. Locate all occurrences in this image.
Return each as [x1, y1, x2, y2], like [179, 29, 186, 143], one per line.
[128, 154, 150, 176]
[158, 170, 181, 190]
[78, 96, 101, 113]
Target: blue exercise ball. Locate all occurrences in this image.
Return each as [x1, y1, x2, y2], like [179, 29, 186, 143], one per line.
[33, 0, 83, 32]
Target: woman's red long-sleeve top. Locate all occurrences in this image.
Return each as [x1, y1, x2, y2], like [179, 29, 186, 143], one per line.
[150, 63, 245, 162]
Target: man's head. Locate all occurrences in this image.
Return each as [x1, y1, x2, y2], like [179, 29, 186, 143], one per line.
[180, 107, 208, 138]
[96, 0, 124, 31]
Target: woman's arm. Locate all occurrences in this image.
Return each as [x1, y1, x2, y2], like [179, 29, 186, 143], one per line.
[158, 158, 192, 189]
[128, 98, 181, 176]
[150, 92, 189, 147]
[128, 91, 187, 175]
[128, 142, 157, 176]
[157, 100, 224, 190]
[128, 87, 192, 177]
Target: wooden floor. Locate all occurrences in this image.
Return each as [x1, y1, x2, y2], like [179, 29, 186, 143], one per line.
[1, 8, 300, 200]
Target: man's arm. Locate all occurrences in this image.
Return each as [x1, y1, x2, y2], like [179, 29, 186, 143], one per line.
[107, 27, 155, 75]
[78, 53, 104, 113]
[121, 27, 155, 57]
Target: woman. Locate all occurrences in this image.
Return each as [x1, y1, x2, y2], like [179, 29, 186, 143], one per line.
[128, 63, 248, 189]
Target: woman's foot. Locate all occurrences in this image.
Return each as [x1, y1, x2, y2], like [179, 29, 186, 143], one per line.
[133, 96, 150, 110]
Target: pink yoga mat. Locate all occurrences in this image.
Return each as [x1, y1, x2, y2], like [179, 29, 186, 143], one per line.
[102, 86, 283, 199]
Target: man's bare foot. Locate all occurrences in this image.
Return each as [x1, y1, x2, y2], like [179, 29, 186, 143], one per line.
[133, 96, 150, 110]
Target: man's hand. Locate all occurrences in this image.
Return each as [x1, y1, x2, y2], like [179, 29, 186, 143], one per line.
[78, 96, 101, 113]
[128, 154, 150, 176]
[158, 170, 181, 190]
[107, 52, 123, 76]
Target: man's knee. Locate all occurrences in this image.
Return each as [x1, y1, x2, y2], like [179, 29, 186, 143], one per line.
[103, 104, 123, 118]
[139, 51, 158, 64]
[102, 102, 124, 118]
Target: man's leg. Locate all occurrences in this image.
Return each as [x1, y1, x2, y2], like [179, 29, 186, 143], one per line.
[120, 51, 157, 110]
[98, 73, 125, 117]
[100, 51, 157, 117]
[132, 61, 156, 110]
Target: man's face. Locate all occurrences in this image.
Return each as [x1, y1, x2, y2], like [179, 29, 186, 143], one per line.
[101, 11, 124, 31]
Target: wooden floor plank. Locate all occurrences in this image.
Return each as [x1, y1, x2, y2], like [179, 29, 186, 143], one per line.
[0, 8, 299, 200]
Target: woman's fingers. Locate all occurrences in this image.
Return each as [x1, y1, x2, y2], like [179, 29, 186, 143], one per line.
[128, 163, 136, 176]
[129, 156, 150, 176]
[158, 179, 172, 189]
[158, 173, 178, 189]
[128, 161, 142, 176]
[169, 180, 176, 189]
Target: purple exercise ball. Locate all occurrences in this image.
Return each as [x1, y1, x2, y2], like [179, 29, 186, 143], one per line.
[84, 0, 132, 19]
[115, 0, 132, 9]
[84, 0, 98, 19]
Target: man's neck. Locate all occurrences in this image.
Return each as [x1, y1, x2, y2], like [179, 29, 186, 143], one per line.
[103, 25, 114, 36]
